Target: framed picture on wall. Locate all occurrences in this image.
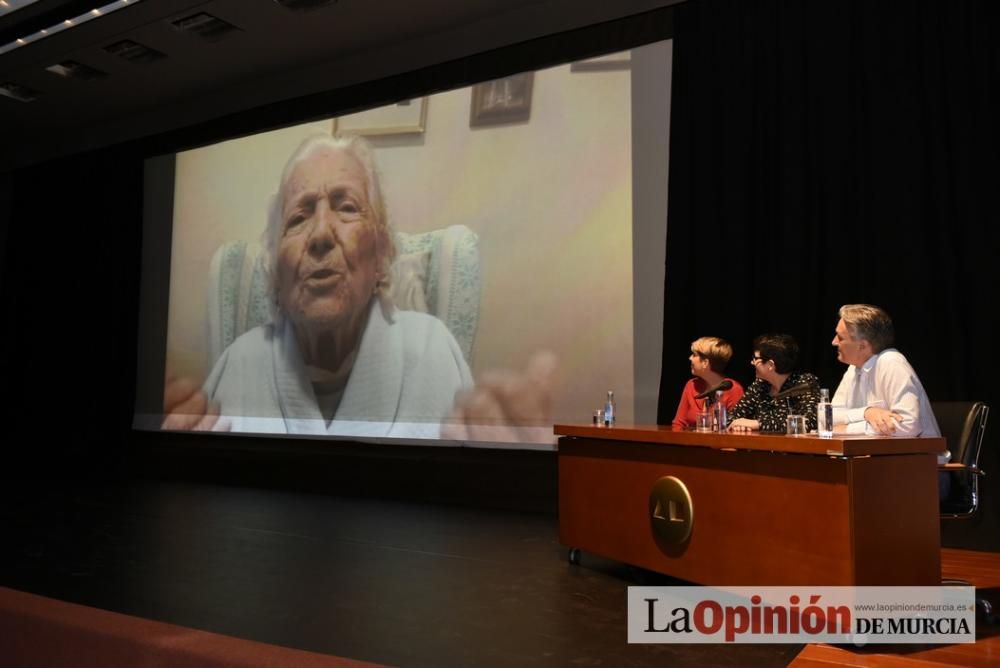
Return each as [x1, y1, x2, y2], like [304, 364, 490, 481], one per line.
[469, 73, 534, 127]
[333, 98, 428, 136]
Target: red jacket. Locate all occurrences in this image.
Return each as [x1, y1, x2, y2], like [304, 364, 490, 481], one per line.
[671, 377, 745, 429]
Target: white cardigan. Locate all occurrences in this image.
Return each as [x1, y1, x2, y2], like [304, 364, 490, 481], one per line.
[204, 300, 473, 439]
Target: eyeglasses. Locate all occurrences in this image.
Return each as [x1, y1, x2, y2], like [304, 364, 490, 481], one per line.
[751, 355, 768, 365]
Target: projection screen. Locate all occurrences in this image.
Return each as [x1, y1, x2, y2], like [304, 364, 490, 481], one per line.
[134, 40, 672, 449]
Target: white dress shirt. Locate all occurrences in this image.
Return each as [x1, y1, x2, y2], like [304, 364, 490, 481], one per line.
[831, 348, 947, 461]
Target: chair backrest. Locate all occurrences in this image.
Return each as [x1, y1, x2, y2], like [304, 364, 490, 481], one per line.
[933, 401, 989, 518]
[933, 401, 989, 469]
[205, 224, 481, 370]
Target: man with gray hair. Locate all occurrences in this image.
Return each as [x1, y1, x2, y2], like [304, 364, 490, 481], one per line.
[830, 304, 944, 459]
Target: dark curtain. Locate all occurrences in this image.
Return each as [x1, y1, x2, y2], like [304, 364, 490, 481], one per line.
[659, 0, 1000, 548]
[0, 148, 143, 475]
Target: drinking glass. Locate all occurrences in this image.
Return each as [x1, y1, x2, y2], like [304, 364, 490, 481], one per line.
[786, 414, 807, 436]
[696, 407, 713, 432]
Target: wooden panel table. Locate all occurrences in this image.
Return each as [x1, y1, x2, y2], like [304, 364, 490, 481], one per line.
[555, 424, 945, 586]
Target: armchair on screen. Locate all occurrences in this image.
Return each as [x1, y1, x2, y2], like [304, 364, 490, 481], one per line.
[934, 400, 995, 623]
[205, 224, 481, 369]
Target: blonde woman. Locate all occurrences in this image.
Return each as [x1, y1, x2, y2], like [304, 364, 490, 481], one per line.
[671, 337, 744, 429]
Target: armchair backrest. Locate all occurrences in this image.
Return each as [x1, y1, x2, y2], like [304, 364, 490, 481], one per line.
[205, 224, 481, 370]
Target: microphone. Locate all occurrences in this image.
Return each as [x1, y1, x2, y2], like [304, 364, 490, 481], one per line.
[773, 383, 817, 400]
[695, 379, 734, 400]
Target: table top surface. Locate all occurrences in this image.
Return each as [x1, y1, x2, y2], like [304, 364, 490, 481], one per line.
[553, 423, 946, 457]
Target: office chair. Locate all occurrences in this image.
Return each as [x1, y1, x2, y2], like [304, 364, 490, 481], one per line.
[934, 401, 994, 622]
[205, 224, 481, 369]
[936, 402, 989, 518]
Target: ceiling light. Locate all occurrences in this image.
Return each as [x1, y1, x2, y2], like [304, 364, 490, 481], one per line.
[46, 60, 107, 80]
[171, 13, 240, 41]
[0, 1, 143, 56]
[0, 0, 43, 14]
[104, 39, 165, 64]
[0, 81, 39, 102]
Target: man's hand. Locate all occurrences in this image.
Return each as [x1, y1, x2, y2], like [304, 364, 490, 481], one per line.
[441, 351, 556, 443]
[727, 418, 760, 433]
[162, 375, 222, 431]
[863, 405, 902, 435]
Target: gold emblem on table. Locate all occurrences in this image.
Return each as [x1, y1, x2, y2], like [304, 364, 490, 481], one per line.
[649, 476, 694, 544]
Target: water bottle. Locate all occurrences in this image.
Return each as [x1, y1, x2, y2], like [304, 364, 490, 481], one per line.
[817, 388, 833, 438]
[604, 390, 615, 426]
[713, 390, 727, 432]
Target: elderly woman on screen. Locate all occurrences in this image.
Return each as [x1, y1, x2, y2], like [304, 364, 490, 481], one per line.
[164, 134, 556, 441]
[727, 333, 821, 433]
[164, 134, 474, 437]
[671, 337, 744, 429]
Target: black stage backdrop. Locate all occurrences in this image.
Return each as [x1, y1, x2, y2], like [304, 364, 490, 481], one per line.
[658, 0, 1000, 548]
[0, 148, 144, 477]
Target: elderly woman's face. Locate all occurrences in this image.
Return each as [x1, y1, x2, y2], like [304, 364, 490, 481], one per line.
[276, 147, 380, 332]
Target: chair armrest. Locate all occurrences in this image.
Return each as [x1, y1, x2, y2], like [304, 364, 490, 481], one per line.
[939, 462, 986, 476]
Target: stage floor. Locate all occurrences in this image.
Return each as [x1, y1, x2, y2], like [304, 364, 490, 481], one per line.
[0, 481, 995, 667]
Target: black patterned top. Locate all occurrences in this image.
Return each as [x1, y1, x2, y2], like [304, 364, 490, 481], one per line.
[727, 372, 822, 433]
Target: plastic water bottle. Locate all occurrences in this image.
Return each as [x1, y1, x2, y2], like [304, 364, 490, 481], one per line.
[713, 390, 727, 432]
[817, 388, 833, 438]
[604, 390, 615, 426]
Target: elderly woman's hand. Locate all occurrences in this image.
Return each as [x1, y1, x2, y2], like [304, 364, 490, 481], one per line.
[161, 375, 226, 431]
[441, 351, 557, 443]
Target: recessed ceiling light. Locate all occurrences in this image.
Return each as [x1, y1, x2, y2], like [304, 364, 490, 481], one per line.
[0, 81, 39, 102]
[0, 0, 42, 14]
[46, 60, 108, 80]
[0, 1, 144, 56]
[171, 13, 240, 41]
[104, 39, 166, 64]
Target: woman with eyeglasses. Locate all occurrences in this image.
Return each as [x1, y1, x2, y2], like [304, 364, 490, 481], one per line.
[727, 334, 821, 433]
[671, 337, 745, 429]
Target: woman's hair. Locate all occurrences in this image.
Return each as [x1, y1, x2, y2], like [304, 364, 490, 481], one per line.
[752, 333, 800, 374]
[261, 134, 396, 318]
[839, 303, 894, 353]
[691, 336, 734, 373]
